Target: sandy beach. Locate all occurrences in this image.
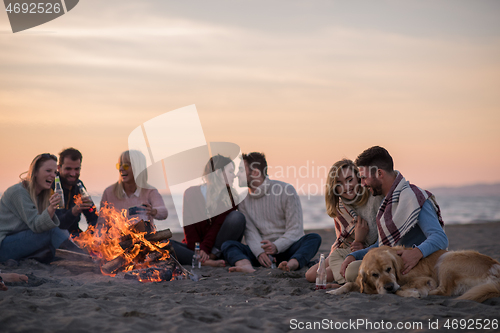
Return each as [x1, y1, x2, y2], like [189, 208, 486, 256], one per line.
[1, 222, 499, 333]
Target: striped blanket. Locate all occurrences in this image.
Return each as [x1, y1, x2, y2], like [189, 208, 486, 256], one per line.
[332, 200, 358, 250]
[376, 172, 444, 247]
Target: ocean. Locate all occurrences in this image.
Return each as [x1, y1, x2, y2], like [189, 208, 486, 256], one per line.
[79, 193, 500, 234]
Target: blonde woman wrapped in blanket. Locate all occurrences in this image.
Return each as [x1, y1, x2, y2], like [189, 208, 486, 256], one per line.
[305, 159, 382, 288]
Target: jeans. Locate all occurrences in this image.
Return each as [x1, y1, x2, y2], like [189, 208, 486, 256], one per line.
[222, 233, 322, 269]
[212, 210, 246, 257]
[0, 227, 69, 262]
[170, 210, 246, 265]
[169, 240, 194, 266]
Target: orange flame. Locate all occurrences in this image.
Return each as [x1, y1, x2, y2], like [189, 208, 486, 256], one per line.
[73, 202, 172, 282]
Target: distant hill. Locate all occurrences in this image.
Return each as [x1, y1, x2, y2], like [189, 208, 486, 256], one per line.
[429, 183, 500, 196]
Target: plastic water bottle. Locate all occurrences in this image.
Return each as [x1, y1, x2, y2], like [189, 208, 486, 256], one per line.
[77, 182, 95, 213]
[315, 253, 327, 290]
[54, 176, 65, 209]
[192, 242, 201, 269]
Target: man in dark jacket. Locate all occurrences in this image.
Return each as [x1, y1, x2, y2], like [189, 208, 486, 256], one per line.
[53, 148, 98, 236]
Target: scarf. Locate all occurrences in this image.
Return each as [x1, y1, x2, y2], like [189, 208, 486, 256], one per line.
[377, 172, 444, 247]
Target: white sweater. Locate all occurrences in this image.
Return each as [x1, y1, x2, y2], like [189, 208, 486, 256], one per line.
[238, 178, 304, 258]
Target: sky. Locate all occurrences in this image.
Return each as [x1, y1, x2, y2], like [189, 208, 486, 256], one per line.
[1, 0, 499, 195]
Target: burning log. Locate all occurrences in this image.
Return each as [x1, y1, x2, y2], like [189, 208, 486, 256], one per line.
[124, 267, 173, 282]
[101, 229, 172, 275]
[101, 256, 128, 275]
[119, 229, 172, 250]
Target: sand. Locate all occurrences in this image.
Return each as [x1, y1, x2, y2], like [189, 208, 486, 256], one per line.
[1, 222, 500, 333]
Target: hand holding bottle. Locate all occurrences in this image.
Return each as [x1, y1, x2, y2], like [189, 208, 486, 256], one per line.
[48, 192, 61, 218]
[199, 249, 209, 263]
[72, 199, 93, 216]
[257, 252, 272, 268]
[76, 183, 95, 214]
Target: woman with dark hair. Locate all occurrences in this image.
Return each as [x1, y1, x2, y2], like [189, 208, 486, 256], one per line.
[0, 153, 78, 263]
[305, 159, 382, 287]
[170, 155, 246, 267]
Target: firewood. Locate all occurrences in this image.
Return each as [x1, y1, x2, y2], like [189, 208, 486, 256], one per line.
[55, 249, 93, 262]
[51, 259, 101, 274]
[101, 256, 127, 275]
[119, 229, 172, 249]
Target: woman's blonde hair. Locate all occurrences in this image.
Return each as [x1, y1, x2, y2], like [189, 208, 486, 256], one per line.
[325, 159, 369, 218]
[20, 153, 58, 213]
[203, 155, 236, 215]
[113, 150, 149, 199]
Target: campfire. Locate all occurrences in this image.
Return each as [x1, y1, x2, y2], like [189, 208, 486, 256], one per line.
[73, 202, 191, 283]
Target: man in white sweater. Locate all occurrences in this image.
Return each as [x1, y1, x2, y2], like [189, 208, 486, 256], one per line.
[222, 152, 321, 273]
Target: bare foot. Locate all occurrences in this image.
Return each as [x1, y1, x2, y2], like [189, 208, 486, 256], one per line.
[229, 265, 255, 273]
[1, 273, 28, 291]
[228, 259, 255, 273]
[1, 273, 28, 283]
[202, 259, 226, 267]
[278, 259, 299, 272]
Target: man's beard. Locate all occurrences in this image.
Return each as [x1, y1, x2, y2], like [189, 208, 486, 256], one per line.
[61, 176, 78, 187]
[370, 181, 383, 196]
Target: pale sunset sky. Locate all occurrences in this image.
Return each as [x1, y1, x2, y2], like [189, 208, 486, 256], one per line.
[1, 1, 499, 195]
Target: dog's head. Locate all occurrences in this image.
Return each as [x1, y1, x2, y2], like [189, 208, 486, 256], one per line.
[356, 246, 403, 294]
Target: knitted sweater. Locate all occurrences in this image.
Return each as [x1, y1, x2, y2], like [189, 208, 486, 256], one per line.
[351, 194, 383, 247]
[0, 183, 60, 246]
[239, 178, 304, 258]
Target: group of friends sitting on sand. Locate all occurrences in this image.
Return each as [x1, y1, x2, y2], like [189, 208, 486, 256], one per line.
[0, 145, 448, 291]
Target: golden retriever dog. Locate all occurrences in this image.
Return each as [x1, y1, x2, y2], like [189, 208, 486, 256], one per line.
[327, 246, 500, 302]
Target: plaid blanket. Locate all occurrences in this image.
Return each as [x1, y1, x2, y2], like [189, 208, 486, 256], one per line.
[376, 172, 444, 247]
[332, 199, 359, 250]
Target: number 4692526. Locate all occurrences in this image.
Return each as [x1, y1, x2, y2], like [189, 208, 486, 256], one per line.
[5, 3, 62, 14]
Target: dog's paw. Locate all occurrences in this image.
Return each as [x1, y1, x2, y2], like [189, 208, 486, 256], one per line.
[326, 285, 350, 295]
[396, 288, 421, 298]
[326, 288, 344, 295]
[428, 287, 445, 296]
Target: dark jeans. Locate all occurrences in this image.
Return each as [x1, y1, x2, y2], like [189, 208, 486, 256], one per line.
[222, 233, 321, 269]
[0, 227, 69, 263]
[170, 210, 246, 265]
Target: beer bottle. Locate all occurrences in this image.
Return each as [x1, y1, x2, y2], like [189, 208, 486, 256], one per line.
[315, 253, 327, 290]
[54, 176, 65, 209]
[77, 182, 95, 213]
